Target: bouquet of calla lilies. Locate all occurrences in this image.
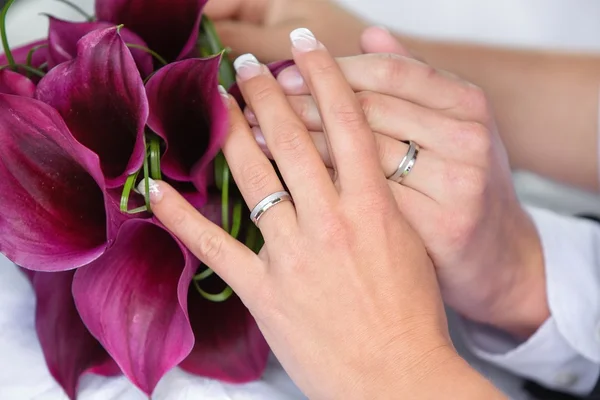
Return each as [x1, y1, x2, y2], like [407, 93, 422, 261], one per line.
[0, 0, 291, 397]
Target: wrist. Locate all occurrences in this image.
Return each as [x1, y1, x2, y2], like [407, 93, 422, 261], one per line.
[356, 344, 506, 399]
[485, 208, 549, 338]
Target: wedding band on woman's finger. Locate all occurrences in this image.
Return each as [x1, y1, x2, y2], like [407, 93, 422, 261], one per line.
[387, 140, 420, 183]
[250, 191, 294, 226]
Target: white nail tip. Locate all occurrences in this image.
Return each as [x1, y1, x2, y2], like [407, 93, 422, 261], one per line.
[290, 28, 317, 49]
[136, 178, 159, 197]
[233, 53, 259, 71]
[218, 85, 228, 96]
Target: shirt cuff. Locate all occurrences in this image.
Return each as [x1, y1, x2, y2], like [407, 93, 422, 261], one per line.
[459, 206, 600, 395]
[460, 317, 600, 395]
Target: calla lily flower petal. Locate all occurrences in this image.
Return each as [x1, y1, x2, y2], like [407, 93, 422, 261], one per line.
[180, 288, 269, 382]
[47, 17, 154, 77]
[0, 69, 35, 96]
[0, 40, 49, 81]
[33, 271, 117, 400]
[0, 94, 108, 272]
[36, 27, 148, 187]
[72, 219, 198, 395]
[95, 0, 207, 63]
[145, 57, 227, 201]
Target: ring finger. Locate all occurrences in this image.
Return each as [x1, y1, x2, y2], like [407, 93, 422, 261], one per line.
[220, 91, 297, 239]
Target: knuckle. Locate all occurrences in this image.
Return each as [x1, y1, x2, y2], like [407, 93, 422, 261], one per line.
[375, 54, 408, 86]
[464, 121, 493, 156]
[357, 91, 380, 121]
[248, 84, 276, 105]
[272, 121, 308, 154]
[294, 97, 314, 123]
[195, 230, 225, 262]
[328, 102, 366, 130]
[459, 84, 490, 119]
[240, 162, 274, 196]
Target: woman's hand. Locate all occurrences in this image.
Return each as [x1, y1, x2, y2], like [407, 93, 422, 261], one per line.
[247, 30, 549, 339]
[150, 29, 505, 399]
[204, 0, 371, 61]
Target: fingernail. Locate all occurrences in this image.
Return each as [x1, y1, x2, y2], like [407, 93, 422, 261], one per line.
[244, 107, 258, 125]
[137, 178, 163, 204]
[375, 25, 390, 33]
[233, 53, 263, 80]
[277, 66, 305, 92]
[218, 85, 229, 99]
[252, 126, 272, 158]
[290, 28, 319, 52]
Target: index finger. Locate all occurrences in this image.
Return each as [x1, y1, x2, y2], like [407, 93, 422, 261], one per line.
[148, 180, 264, 300]
[289, 28, 384, 188]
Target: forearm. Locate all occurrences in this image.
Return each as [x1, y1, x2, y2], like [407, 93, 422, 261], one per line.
[402, 36, 600, 191]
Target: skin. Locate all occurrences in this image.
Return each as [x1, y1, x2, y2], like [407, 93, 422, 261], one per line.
[205, 0, 600, 192]
[248, 29, 549, 338]
[149, 30, 507, 399]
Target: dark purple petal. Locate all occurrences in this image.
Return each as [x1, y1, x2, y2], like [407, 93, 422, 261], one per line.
[180, 289, 269, 382]
[96, 0, 206, 63]
[0, 69, 35, 96]
[229, 60, 295, 108]
[33, 271, 117, 399]
[36, 27, 148, 187]
[145, 57, 227, 200]
[72, 219, 198, 395]
[0, 94, 109, 271]
[47, 17, 153, 77]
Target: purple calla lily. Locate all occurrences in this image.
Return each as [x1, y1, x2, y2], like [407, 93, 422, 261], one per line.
[33, 271, 119, 400]
[96, 0, 207, 63]
[47, 17, 154, 77]
[145, 56, 227, 204]
[0, 94, 112, 271]
[36, 27, 148, 187]
[1, 0, 282, 392]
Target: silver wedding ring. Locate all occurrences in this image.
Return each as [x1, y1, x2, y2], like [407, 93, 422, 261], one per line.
[387, 140, 420, 183]
[250, 191, 293, 225]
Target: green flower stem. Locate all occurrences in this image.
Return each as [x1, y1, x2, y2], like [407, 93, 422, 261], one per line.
[148, 134, 162, 180]
[54, 0, 94, 21]
[126, 43, 168, 66]
[193, 280, 233, 302]
[0, 0, 16, 69]
[0, 63, 45, 77]
[142, 146, 151, 212]
[199, 15, 236, 89]
[221, 160, 230, 233]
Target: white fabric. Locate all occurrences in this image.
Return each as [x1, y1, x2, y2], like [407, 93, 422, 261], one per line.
[3, 0, 600, 399]
[460, 207, 600, 396]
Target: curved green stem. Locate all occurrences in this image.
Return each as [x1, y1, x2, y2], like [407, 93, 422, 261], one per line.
[25, 43, 48, 78]
[221, 161, 230, 232]
[0, 0, 16, 69]
[148, 134, 162, 180]
[193, 280, 234, 302]
[126, 43, 168, 66]
[0, 63, 45, 77]
[199, 15, 236, 89]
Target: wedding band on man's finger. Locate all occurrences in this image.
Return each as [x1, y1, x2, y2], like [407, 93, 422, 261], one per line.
[387, 140, 420, 184]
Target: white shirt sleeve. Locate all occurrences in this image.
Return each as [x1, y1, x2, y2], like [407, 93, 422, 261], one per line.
[460, 205, 600, 396]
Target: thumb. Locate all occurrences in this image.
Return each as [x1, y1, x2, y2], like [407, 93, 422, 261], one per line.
[360, 26, 414, 58]
[215, 21, 295, 63]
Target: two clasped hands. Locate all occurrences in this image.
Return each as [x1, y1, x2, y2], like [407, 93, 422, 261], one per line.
[143, 25, 544, 399]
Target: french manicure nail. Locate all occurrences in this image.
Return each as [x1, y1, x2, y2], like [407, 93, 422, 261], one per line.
[290, 28, 319, 52]
[137, 178, 163, 203]
[277, 67, 305, 92]
[218, 85, 229, 98]
[233, 53, 263, 80]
